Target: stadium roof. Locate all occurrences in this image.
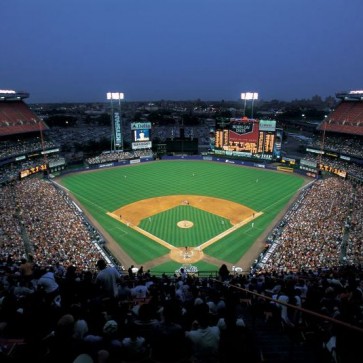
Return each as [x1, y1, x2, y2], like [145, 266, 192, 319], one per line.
[336, 90, 363, 102]
[0, 89, 29, 101]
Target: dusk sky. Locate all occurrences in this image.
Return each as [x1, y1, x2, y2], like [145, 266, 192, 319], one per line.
[1, 0, 363, 103]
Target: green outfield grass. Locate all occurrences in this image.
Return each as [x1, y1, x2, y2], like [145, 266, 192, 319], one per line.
[58, 160, 307, 271]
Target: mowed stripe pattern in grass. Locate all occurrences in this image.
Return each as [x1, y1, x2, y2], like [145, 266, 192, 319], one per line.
[59, 161, 306, 267]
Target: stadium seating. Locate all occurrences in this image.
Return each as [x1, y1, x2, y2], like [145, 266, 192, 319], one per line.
[319, 101, 363, 135]
[0, 101, 48, 136]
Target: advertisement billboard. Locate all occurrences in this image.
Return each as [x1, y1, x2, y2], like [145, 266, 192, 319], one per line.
[273, 128, 283, 159]
[259, 120, 276, 132]
[130, 122, 152, 149]
[228, 121, 259, 144]
[113, 110, 122, 147]
[131, 122, 152, 130]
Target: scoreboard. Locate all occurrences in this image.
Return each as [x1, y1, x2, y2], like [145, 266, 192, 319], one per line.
[318, 163, 347, 178]
[214, 119, 277, 159]
[257, 131, 275, 153]
[215, 130, 229, 149]
[131, 122, 152, 150]
[19, 164, 47, 179]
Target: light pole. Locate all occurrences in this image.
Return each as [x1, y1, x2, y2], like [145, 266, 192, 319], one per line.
[251, 92, 258, 119]
[241, 92, 258, 118]
[107, 92, 124, 151]
[241, 92, 248, 116]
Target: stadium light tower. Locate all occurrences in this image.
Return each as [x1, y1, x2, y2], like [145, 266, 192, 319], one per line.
[241, 92, 258, 118]
[241, 92, 248, 116]
[107, 92, 124, 151]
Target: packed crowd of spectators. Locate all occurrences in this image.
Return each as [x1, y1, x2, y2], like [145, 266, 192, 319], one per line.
[259, 177, 362, 272]
[86, 149, 154, 165]
[303, 154, 363, 180]
[345, 183, 363, 266]
[0, 155, 64, 185]
[0, 243, 362, 362]
[0, 254, 268, 363]
[0, 178, 112, 272]
[0, 183, 24, 262]
[0, 140, 58, 161]
[311, 136, 363, 159]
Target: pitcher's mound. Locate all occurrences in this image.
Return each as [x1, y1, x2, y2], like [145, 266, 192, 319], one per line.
[177, 220, 193, 228]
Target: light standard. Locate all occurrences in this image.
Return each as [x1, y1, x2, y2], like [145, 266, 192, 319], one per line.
[241, 92, 248, 116]
[107, 92, 124, 151]
[241, 92, 258, 118]
[251, 92, 258, 119]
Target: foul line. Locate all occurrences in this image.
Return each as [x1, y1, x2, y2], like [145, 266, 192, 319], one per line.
[198, 211, 263, 250]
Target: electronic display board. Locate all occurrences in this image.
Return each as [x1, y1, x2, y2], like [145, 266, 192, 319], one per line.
[131, 122, 152, 150]
[19, 164, 47, 179]
[215, 119, 277, 157]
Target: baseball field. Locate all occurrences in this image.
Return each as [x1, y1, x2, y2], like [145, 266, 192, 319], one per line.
[57, 160, 308, 274]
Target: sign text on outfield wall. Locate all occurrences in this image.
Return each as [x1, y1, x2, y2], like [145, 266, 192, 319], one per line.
[130, 159, 141, 164]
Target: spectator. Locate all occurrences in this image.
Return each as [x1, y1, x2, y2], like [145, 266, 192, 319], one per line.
[149, 299, 192, 362]
[120, 322, 149, 362]
[218, 264, 230, 282]
[128, 265, 135, 280]
[95, 259, 121, 301]
[19, 256, 34, 283]
[185, 302, 220, 363]
[36, 267, 61, 306]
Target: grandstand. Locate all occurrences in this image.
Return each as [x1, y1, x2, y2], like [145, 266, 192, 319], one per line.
[317, 90, 363, 136]
[304, 90, 363, 183]
[0, 90, 65, 184]
[0, 89, 48, 136]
